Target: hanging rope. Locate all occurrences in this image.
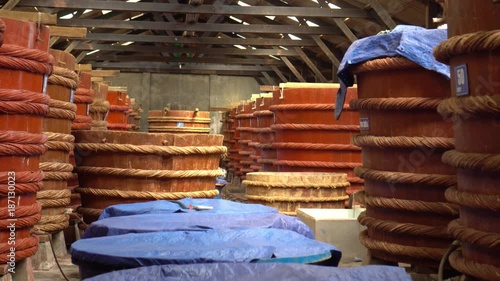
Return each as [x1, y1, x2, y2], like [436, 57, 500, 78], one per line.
[434, 30, 500, 63]
[48, 66, 79, 89]
[0, 44, 54, 75]
[350, 97, 444, 111]
[352, 135, 454, 149]
[0, 89, 50, 116]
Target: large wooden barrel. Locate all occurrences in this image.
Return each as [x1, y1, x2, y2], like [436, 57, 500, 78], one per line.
[127, 98, 141, 131]
[255, 95, 277, 172]
[90, 82, 109, 130]
[106, 86, 130, 131]
[148, 109, 211, 134]
[221, 110, 234, 170]
[0, 17, 52, 263]
[243, 172, 349, 215]
[37, 49, 78, 234]
[71, 72, 94, 131]
[434, 3, 500, 280]
[249, 98, 262, 172]
[350, 57, 456, 269]
[236, 102, 254, 179]
[73, 131, 226, 223]
[270, 83, 364, 196]
[226, 107, 241, 176]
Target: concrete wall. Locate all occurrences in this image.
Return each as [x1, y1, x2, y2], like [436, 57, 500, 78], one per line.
[105, 73, 260, 132]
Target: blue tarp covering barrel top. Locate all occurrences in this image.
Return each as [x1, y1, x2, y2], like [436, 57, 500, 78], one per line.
[71, 228, 341, 279]
[98, 198, 277, 220]
[85, 263, 412, 281]
[83, 212, 314, 239]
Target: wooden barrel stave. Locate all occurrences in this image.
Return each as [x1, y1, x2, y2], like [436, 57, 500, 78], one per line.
[445, 0, 500, 37]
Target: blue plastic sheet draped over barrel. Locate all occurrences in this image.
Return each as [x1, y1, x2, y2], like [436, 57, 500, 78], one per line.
[71, 228, 340, 268]
[98, 198, 277, 220]
[85, 263, 412, 281]
[84, 212, 314, 239]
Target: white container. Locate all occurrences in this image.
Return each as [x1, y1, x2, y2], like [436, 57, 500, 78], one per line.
[297, 208, 367, 263]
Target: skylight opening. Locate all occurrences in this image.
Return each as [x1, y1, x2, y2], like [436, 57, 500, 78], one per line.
[126, 0, 141, 2]
[279, 46, 288, 50]
[60, 12, 77, 19]
[234, 45, 247, 49]
[121, 41, 134, 46]
[237, 1, 250, 6]
[269, 55, 281, 60]
[242, 21, 250, 25]
[87, 50, 100, 55]
[251, 47, 257, 50]
[130, 13, 144, 20]
[437, 23, 447, 29]
[102, 10, 112, 15]
[328, 3, 341, 9]
[287, 16, 299, 22]
[229, 16, 243, 23]
[288, 34, 302, 40]
[83, 9, 93, 14]
[266, 16, 276, 20]
[306, 20, 319, 27]
[236, 34, 246, 39]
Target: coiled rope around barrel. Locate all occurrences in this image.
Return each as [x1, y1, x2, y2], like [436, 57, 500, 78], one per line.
[74, 88, 95, 104]
[442, 150, 500, 173]
[351, 57, 420, 74]
[0, 203, 41, 229]
[109, 105, 129, 112]
[243, 180, 349, 189]
[0, 171, 44, 195]
[438, 95, 500, 120]
[90, 99, 110, 114]
[448, 220, 500, 250]
[352, 135, 454, 149]
[147, 116, 211, 124]
[350, 97, 444, 111]
[364, 195, 458, 216]
[0, 44, 54, 75]
[270, 104, 350, 111]
[0, 89, 50, 116]
[271, 124, 360, 131]
[253, 110, 273, 117]
[0, 236, 39, 263]
[358, 212, 449, 238]
[75, 143, 227, 156]
[76, 166, 224, 179]
[72, 115, 93, 130]
[148, 126, 210, 133]
[359, 230, 446, 261]
[76, 188, 219, 201]
[434, 30, 500, 64]
[48, 66, 79, 90]
[449, 249, 500, 281]
[0, 131, 48, 156]
[272, 142, 361, 151]
[354, 166, 456, 186]
[47, 99, 77, 121]
[274, 160, 360, 170]
[245, 194, 349, 203]
[91, 120, 108, 130]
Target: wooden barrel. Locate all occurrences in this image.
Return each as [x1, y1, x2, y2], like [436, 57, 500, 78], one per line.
[249, 98, 262, 172]
[71, 72, 94, 131]
[434, 4, 500, 280]
[106, 86, 130, 131]
[255, 96, 277, 172]
[0, 17, 52, 263]
[148, 109, 211, 134]
[90, 82, 109, 130]
[226, 107, 241, 176]
[445, 0, 500, 37]
[236, 102, 254, 179]
[37, 49, 78, 234]
[350, 57, 456, 269]
[73, 131, 226, 223]
[270, 83, 364, 196]
[127, 98, 141, 131]
[243, 172, 349, 215]
[221, 110, 234, 170]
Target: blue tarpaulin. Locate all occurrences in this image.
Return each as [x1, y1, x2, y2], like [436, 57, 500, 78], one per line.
[83, 212, 314, 239]
[98, 198, 277, 220]
[85, 263, 412, 281]
[335, 25, 449, 119]
[71, 228, 340, 269]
